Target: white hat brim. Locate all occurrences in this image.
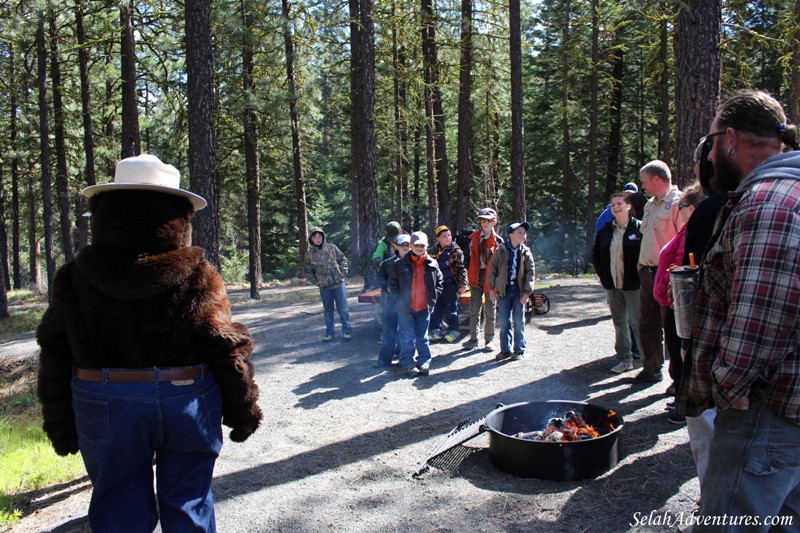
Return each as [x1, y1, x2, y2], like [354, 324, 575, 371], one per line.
[82, 183, 207, 211]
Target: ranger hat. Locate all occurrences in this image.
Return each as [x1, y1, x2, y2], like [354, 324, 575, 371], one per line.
[477, 208, 497, 220]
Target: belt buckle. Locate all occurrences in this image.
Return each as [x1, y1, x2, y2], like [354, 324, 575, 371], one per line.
[171, 379, 194, 386]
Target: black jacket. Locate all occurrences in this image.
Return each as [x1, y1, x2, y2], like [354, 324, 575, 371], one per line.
[682, 191, 728, 266]
[592, 217, 642, 291]
[388, 252, 443, 316]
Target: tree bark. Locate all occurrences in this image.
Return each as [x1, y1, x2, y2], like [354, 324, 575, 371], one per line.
[242, 0, 261, 298]
[558, 0, 572, 271]
[392, 0, 409, 228]
[0, 161, 10, 291]
[791, 0, 800, 125]
[75, 0, 96, 251]
[605, 47, 624, 200]
[674, 0, 721, 189]
[49, 12, 75, 262]
[583, 0, 600, 268]
[120, 1, 140, 159]
[185, 0, 221, 269]
[509, 0, 525, 222]
[455, 0, 474, 232]
[37, 15, 56, 297]
[281, 0, 309, 280]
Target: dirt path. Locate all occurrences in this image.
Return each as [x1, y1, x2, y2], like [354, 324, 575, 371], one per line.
[5, 277, 698, 532]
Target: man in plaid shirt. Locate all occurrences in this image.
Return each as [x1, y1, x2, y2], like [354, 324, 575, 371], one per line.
[675, 90, 800, 528]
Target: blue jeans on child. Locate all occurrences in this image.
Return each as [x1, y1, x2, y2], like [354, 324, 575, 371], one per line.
[398, 310, 432, 369]
[378, 294, 399, 364]
[320, 283, 352, 336]
[71, 367, 223, 532]
[430, 281, 459, 333]
[497, 285, 526, 354]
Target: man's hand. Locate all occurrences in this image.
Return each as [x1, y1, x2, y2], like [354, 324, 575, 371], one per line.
[458, 286, 466, 295]
[729, 395, 750, 411]
[489, 290, 497, 303]
[520, 293, 530, 306]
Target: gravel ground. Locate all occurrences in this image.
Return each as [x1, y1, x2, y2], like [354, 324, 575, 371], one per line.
[4, 276, 699, 532]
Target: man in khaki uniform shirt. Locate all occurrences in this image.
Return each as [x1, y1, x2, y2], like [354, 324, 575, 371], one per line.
[634, 160, 683, 382]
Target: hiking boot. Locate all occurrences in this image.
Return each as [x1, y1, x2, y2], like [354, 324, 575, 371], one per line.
[511, 352, 525, 361]
[667, 413, 687, 425]
[495, 351, 512, 361]
[610, 361, 634, 374]
[405, 366, 421, 378]
[483, 339, 495, 352]
[429, 330, 443, 342]
[463, 337, 479, 348]
[444, 331, 460, 343]
[417, 363, 430, 376]
[342, 332, 352, 341]
[322, 334, 334, 342]
[631, 370, 662, 383]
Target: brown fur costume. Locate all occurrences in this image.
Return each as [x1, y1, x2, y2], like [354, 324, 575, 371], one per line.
[36, 190, 262, 455]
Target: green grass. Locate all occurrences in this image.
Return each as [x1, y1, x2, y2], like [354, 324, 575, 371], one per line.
[0, 289, 47, 342]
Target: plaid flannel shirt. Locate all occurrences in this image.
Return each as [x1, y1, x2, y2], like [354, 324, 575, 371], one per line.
[676, 151, 800, 424]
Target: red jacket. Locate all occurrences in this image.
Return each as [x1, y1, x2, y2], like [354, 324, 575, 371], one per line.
[467, 230, 502, 287]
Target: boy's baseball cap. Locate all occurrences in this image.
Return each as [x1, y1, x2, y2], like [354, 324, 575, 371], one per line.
[623, 182, 638, 193]
[435, 225, 450, 237]
[396, 233, 411, 245]
[410, 231, 429, 247]
[507, 221, 531, 234]
[477, 208, 497, 220]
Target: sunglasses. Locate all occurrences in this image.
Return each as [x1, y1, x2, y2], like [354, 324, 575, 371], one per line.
[678, 203, 691, 209]
[701, 130, 726, 146]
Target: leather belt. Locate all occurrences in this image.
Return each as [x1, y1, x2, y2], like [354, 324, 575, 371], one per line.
[74, 365, 207, 383]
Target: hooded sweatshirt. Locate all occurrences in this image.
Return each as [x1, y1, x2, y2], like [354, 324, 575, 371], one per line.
[303, 226, 349, 289]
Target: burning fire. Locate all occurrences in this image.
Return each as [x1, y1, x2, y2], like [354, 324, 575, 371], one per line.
[515, 410, 614, 442]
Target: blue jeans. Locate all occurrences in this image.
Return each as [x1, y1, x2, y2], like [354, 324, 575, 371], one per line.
[697, 403, 800, 532]
[72, 368, 223, 532]
[378, 294, 399, 364]
[398, 310, 432, 369]
[497, 285, 526, 354]
[320, 283, 351, 336]
[430, 281, 459, 332]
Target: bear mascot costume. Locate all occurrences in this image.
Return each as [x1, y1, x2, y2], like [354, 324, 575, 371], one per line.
[36, 154, 263, 532]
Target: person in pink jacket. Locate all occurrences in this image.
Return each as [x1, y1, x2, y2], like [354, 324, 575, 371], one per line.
[654, 182, 706, 423]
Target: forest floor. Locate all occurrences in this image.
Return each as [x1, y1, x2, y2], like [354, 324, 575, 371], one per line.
[2, 276, 700, 532]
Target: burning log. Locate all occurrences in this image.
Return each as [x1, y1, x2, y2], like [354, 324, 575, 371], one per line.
[514, 410, 607, 442]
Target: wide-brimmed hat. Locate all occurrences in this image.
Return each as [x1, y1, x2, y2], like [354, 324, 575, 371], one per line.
[82, 154, 207, 211]
[477, 207, 497, 220]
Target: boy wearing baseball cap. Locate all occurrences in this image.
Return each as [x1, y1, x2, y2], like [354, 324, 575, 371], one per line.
[374, 233, 411, 369]
[464, 208, 504, 351]
[388, 231, 443, 377]
[488, 221, 535, 361]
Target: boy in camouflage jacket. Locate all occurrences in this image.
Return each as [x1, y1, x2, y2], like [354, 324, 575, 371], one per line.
[303, 227, 352, 341]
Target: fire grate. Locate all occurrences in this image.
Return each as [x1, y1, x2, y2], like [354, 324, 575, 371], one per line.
[412, 418, 488, 478]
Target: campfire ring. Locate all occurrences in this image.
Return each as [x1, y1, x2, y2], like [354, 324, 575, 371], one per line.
[483, 400, 623, 481]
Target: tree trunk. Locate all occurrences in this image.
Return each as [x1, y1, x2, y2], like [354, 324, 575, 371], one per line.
[659, 1, 672, 166]
[0, 260, 8, 319]
[583, 0, 600, 269]
[0, 161, 10, 291]
[455, 0, 474, 232]
[350, 0, 380, 289]
[348, 0, 362, 276]
[50, 12, 75, 262]
[392, 0, 409, 228]
[281, 0, 309, 280]
[558, 1, 572, 271]
[185, 0, 221, 269]
[37, 16, 56, 297]
[75, 0, 96, 251]
[674, 0, 721, 189]
[509, 0, 525, 222]
[28, 175, 41, 291]
[421, 0, 450, 228]
[242, 0, 261, 298]
[605, 47, 624, 200]
[8, 41, 21, 289]
[120, 1, 140, 159]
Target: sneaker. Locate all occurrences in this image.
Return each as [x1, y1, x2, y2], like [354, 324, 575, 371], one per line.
[322, 334, 334, 342]
[406, 366, 420, 378]
[463, 337, 479, 348]
[343, 332, 352, 341]
[511, 352, 525, 361]
[429, 330, 443, 342]
[444, 331, 460, 343]
[483, 339, 495, 352]
[417, 363, 430, 376]
[495, 351, 512, 361]
[667, 413, 687, 425]
[610, 361, 634, 374]
[631, 370, 663, 383]
[665, 400, 675, 410]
